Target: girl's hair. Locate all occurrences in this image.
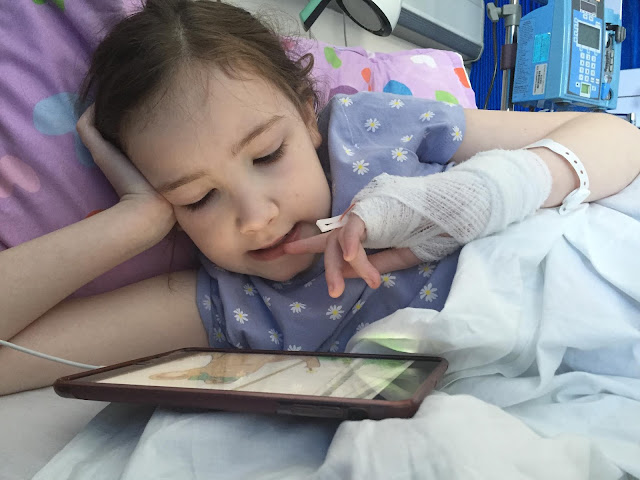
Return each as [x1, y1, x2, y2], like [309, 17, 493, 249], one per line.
[79, 0, 318, 151]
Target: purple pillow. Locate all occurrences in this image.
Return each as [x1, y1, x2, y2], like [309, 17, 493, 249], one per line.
[0, 4, 476, 298]
[286, 37, 477, 110]
[0, 1, 196, 296]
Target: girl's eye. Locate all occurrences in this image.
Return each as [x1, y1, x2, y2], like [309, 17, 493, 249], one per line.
[254, 143, 286, 165]
[184, 190, 216, 212]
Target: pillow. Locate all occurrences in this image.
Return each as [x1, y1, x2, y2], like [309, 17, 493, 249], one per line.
[287, 37, 477, 110]
[0, 3, 476, 298]
[0, 1, 196, 297]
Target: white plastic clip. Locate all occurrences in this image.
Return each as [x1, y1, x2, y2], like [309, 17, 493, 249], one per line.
[524, 139, 590, 215]
[316, 204, 355, 233]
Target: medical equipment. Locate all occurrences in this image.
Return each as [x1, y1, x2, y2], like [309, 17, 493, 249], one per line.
[302, 0, 485, 63]
[300, 0, 401, 37]
[512, 0, 626, 111]
[607, 68, 640, 126]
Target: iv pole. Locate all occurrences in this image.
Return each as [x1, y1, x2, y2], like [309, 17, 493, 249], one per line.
[487, 0, 522, 110]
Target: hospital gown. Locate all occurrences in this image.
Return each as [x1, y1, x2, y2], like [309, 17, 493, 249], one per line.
[196, 91, 466, 352]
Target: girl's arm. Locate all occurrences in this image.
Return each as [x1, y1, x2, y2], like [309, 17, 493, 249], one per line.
[0, 200, 172, 341]
[0, 108, 209, 395]
[0, 270, 207, 396]
[452, 110, 640, 207]
[286, 110, 640, 297]
[1, 105, 175, 341]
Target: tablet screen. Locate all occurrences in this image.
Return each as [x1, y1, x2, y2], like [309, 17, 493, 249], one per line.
[83, 351, 440, 400]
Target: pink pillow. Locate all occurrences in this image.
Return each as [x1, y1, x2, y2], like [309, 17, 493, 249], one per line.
[287, 37, 477, 110]
[0, 1, 196, 297]
[0, 4, 476, 297]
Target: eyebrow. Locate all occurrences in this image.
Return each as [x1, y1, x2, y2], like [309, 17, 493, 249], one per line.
[157, 115, 285, 194]
[157, 171, 208, 194]
[231, 115, 285, 156]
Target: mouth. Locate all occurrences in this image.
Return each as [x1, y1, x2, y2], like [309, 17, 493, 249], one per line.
[247, 223, 302, 261]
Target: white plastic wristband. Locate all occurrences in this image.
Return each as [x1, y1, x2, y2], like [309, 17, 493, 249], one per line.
[524, 139, 590, 215]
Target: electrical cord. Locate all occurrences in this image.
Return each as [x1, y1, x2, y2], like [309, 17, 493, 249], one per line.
[0, 339, 102, 370]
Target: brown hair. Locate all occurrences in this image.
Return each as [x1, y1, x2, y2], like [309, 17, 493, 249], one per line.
[79, 0, 318, 151]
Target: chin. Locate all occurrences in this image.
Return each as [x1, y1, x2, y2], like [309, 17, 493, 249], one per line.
[258, 253, 317, 282]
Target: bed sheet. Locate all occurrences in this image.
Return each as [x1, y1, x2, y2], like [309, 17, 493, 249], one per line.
[0, 388, 106, 480]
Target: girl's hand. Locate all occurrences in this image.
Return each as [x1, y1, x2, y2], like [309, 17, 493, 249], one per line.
[77, 105, 176, 236]
[283, 213, 421, 298]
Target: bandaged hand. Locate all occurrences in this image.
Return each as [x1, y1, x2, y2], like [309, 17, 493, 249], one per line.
[350, 148, 552, 262]
[284, 213, 421, 298]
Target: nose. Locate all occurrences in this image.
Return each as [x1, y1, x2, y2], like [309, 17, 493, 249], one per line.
[235, 188, 279, 235]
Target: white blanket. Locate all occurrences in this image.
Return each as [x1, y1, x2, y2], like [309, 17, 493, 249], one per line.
[34, 177, 640, 480]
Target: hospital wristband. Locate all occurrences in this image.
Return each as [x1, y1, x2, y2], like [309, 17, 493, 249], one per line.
[524, 139, 590, 215]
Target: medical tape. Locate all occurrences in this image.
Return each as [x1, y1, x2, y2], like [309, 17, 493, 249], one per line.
[316, 203, 356, 232]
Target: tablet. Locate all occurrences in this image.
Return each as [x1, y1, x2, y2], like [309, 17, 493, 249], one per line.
[54, 348, 448, 420]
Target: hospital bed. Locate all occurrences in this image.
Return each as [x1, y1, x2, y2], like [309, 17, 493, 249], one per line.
[2, 1, 639, 479]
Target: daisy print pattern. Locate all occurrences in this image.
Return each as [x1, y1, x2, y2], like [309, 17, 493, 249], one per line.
[392, 148, 409, 162]
[419, 111, 435, 122]
[451, 126, 463, 141]
[233, 308, 249, 324]
[356, 322, 370, 332]
[401, 135, 413, 143]
[352, 300, 365, 314]
[287, 345, 302, 351]
[268, 329, 282, 345]
[389, 98, 404, 109]
[420, 283, 438, 302]
[326, 305, 344, 320]
[243, 284, 255, 296]
[352, 159, 370, 175]
[290, 301, 306, 313]
[329, 341, 340, 352]
[381, 273, 396, 288]
[202, 295, 212, 311]
[339, 96, 353, 106]
[365, 118, 381, 132]
[343, 145, 355, 156]
[213, 327, 226, 343]
[262, 296, 271, 307]
[418, 263, 435, 277]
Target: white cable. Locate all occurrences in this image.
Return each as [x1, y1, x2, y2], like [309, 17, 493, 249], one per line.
[0, 339, 102, 370]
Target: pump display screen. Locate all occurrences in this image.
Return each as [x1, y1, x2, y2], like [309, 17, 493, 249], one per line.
[577, 22, 600, 50]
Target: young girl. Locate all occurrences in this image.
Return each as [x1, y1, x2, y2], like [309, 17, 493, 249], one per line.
[1, 0, 639, 396]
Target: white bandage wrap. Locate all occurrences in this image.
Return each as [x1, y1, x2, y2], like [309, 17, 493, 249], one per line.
[350, 149, 552, 262]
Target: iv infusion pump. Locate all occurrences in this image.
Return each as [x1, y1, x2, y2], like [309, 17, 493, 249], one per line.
[513, 0, 626, 110]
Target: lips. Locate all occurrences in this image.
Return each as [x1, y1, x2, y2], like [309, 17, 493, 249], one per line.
[248, 223, 302, 261]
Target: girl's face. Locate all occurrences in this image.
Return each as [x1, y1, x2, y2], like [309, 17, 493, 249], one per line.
[125, 68, 331, 281]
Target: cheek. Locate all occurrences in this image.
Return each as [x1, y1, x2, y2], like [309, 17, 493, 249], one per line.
[175, 211, 227, 252]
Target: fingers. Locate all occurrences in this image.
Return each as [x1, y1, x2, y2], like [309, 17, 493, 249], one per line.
[324, 232, 346, 298]
[337, 217, 380, 289]
[285, 214, 419, 296]
[76, 104, 95, 134]
[342, 248, 421, 279]
[283, 232, 330, 255]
